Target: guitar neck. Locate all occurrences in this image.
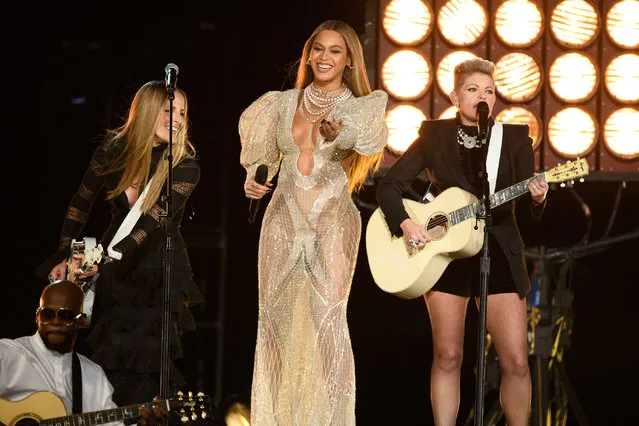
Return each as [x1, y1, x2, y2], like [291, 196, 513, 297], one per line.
[41, 401, 168, 426]
[449, 173, 546, 225]
[489, 173, 546, 208]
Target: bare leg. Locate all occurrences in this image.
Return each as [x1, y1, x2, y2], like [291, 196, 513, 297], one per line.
[480, 293, 531, 426]
[424, 290, 470, 426]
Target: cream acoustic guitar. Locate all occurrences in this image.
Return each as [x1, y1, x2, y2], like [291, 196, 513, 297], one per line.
[366, 159, 589, 299]
[0, 390, 210, 426]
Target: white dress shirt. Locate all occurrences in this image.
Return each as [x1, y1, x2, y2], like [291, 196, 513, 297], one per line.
[0, 333, 123, 425]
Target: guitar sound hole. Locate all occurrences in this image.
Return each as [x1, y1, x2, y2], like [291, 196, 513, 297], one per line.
[426, 213, 448, 240]
[15, 417, 41, 426]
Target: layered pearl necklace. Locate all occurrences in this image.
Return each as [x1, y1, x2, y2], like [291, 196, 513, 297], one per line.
[298, 83, 352, 124]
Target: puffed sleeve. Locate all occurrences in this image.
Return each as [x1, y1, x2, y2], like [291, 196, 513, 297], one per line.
[324, 89, 388, 155]
[238, 91, 283, 182]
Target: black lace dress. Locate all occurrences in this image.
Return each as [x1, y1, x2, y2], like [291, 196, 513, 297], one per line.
[37, 138, 203, 406]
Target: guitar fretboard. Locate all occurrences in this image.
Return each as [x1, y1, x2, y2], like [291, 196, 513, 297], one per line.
[42, 405, 144, 426]
[449, 173, 546, 226]
[41, 400, 173, 426]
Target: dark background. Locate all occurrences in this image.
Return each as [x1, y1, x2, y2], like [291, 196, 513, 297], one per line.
[4, 1, 638, 425]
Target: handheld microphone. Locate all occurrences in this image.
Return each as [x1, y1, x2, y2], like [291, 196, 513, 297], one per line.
[476, 101, 489, 139]
[165, 63, 179, 92]
[248, 165, 269, 224]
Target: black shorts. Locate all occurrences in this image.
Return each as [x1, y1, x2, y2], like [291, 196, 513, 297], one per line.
[431, 233, 517, 297]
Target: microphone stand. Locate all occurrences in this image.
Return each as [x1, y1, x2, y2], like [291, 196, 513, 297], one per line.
[159, 85, 175, 401]
[474, 123, 492, 426]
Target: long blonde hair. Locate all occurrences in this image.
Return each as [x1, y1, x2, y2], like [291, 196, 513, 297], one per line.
[102, 80, 196, 213]
[295, 20, 383, 193]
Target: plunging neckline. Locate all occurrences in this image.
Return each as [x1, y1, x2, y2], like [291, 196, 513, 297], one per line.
[290, 91, 322, 176]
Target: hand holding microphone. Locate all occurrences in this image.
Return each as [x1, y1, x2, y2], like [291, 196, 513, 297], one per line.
[246, 165, 272, 223]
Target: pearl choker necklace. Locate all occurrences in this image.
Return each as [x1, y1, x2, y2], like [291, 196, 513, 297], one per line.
[298, 83, 352, 124]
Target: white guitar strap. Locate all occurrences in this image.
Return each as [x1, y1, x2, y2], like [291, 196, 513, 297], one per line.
[106, 175, 157, 260]
[485, 122, 503, 195]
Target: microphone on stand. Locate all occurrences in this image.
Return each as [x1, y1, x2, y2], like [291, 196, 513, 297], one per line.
[248, 165, 269, 224]
[476, 101, 489, 139]
[165, 63, 179, 93]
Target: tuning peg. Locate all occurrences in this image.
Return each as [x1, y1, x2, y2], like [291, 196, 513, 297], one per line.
[188, 391, 193, 397]
[196, 392, 204, 397]
[579, 178, 585, 183]
[177, 391, 184, 396]
[180, 415, 189, 423]
[560, 182, 566, 188]
[201, 411, 208, 419]
[191, 413, 198, 421]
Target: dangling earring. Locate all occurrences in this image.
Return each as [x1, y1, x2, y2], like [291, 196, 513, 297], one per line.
[347, 64, 354, 70]
[306, 58, 311, 65]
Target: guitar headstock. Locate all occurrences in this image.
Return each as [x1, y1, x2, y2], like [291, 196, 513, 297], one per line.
[545, 158, 589, 186]
[172, 391, 211, 422]
[83, 245, 104, 268]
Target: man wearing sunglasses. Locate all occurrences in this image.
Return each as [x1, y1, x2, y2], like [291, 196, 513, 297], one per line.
[0, 280, 165, 425]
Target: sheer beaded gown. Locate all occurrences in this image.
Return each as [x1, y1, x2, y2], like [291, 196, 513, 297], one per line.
[239, 88, 387, 425]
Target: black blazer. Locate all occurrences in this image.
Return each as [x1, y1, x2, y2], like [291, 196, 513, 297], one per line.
[376, 118, 545, 298]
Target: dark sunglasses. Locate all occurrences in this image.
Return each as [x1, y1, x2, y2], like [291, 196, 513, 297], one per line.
[36, 307, 84, 326]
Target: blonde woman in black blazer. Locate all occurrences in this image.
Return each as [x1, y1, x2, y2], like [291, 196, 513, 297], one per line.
[376, 58, 548, 426]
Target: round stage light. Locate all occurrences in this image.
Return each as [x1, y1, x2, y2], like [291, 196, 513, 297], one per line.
[496, 106, 542, 149]
[381, 49, 432, 100]
[385, 104, 427, 154]
[439, 106, 457, 119]
[550, 0, 600, 48]
[603, 107, 639, 160]
[605, 53, 639, 104]
[549, 52, 598, 103]
[606, 0, 639, 49]
[436, 50, 477, 95]
[494, 52, 542, 102]
[383, 0, 434, 45]
[494, 0, 544, 47]
[437, 0, 487, 46]
[547, 107, 597, 158]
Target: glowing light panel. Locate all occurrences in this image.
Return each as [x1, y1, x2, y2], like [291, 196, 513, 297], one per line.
[382, 50, 432, 100]
[549, 52, 598, 103]
[550, 0, 599, 48]
[547, 107, 597, 158]
[604, 53, 639, 104]
[495, 0, 543, 47]
[437, 0, 487, 46]
[603, 107, 639, 160]
[383, 0, 433, 45]
[385, 104, 427, 153]
[606, 0, 639, 49]
[494, 52, 542, 102]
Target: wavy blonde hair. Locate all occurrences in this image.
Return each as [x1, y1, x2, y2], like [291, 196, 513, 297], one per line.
[103, 80, 196, 213]
[295, 20, 383, 193]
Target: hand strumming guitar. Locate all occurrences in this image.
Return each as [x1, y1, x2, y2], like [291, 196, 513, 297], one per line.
[400, 218, 431, 250]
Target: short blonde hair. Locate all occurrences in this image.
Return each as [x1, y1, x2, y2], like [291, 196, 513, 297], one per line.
[453, 58, 495, 92]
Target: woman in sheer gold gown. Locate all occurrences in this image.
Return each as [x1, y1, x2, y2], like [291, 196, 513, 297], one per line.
[239, 20, 388, 425]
